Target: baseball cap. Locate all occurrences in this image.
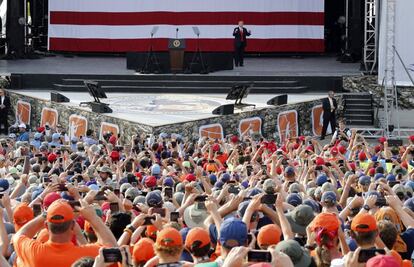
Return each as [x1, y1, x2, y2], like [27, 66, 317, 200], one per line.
[285, 166, 295, 177]
[330, 147, 339, 156]
[310, 212, 340, 232]
[386, 174, 396, 182]
[285, 205, 315, 235]
[145, 191, 163, 207]
[257, 224, 282, 247]
[351, 213, 377, 232]
[163, 177, 174, 187]
[109, 151, 120, 161]
[316, 175, 328, 186]
[185, 227, 211, 250]
[366, 255, 399, 267]
[185, 173, 196, 182]
[359, 175, 371, 186]
[221, 173, 230, 183]
[263, 179, 276, 194]
[289, 183, 301, 194]
[146, 225, 158, 239]
[219, 218, 247, 249]
[0, 179, 10, 194]
[286, 193, 302, 207]
[374, 173, 385, 180]
[184, 204, 209, 228]
[151, 164, 161, 175]
[275, 240, 311, 267]
[13, 203, 34, 231]
[46, 200, 74, 224]
[156, 227, 183, 247]
[108, 135, 117, 145]
[321, 191, 337, 204]
[43, 192, 62, 208]
[18, 123, 26, 128]
[303, 199, 320, 213]
[52, 133, 60, 140]
[359, 151, 367, 161]
[47, 153, 58, 163]
[315, 157, 325, 166]
[404, 198, 414, 212]
[145, 176, 157, 188]
[133, 238, 155, 263]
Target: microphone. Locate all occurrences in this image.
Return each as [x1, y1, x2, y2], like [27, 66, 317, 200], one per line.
[176, 28, 179, 39]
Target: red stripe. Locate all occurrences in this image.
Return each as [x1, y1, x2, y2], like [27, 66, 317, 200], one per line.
[50, 11, 324, 26]
[49, 38, 324, 52]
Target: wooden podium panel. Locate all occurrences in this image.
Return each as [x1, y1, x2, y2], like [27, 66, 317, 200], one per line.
[168, 39, 186, 72]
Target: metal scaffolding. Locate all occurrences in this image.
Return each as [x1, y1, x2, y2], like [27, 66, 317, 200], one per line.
[363, 0, 379, 73]
[381, 0, 400, 137]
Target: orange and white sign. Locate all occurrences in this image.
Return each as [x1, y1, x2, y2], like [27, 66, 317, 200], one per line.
[40, 108, 58, 128]
[68, 115, 87, 138]
[312, 105, 332, 136]
[239, 117, 262, 137]
[16, 101, 31, 125]
[100, 122, 119, 140]
[199, 123, 224, 140]
[277, 110, 298, 143]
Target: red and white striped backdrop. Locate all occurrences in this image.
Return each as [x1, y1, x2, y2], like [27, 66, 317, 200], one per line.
[48, 0, 325, 52]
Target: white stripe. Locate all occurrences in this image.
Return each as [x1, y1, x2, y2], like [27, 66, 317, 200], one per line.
[48, 25, 324, 39]
[49, 0, 324, 13]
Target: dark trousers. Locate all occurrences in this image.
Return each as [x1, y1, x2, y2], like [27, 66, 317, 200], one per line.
[321, 112, 336, 138]
[0, 116, 8, 134]
[234, 43, 246, 66]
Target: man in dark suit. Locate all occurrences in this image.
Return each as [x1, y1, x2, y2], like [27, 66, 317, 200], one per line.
[233, 21, 251, 67]
[321, 91, 337, 140]
[0, 89, 11, 135]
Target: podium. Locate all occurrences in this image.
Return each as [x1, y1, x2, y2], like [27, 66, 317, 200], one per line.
[168, 39, 186, 72]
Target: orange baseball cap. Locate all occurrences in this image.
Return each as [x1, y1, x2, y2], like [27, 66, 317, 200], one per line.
[310, 213, 341, 232]
[156, 227, 183, 248]
[351, 213, 377, 232]
[146, 225, 158, 239]
[257, 224, 282, 246]
[185, 227, 211, 250]
[46, 200, 74, 224]
[13, 203, 34, 231]
[133, 238, 155, 263]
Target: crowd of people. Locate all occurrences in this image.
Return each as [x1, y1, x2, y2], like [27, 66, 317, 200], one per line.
[0, 120, 414, 267]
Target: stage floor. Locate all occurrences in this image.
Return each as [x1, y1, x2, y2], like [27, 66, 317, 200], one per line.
[0, 55, 361, 77]
[13, 90, 325, 126]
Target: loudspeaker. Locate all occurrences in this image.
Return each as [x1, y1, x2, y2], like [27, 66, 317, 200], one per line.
[90, 102, 113, 113]
[51, 92, 70, 103]
[212, 104, 234, 115]
[266, 95, 288, 106]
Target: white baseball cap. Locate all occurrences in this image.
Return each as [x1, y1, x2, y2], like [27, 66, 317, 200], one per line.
[18, 123, 26, 128]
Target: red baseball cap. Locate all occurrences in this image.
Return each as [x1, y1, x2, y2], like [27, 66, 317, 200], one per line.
[378, 137, 387, 144]
[366, 255, 399, 267]
[212, 143, 220, 152]
[230, 135, 239, 143]
[305, 145, 314, 152]
[110, 151, 120, 161]
[374, 145, 382, 153]
[37, 126, 45, 133]
[315, 157, 325, 166]
[293, 143, 300, 150]
[185, 173, 196, 182]
[368, 168, 375, 176]
[145, 176, 157, 188]
[43, 192, 62, 209]
[337, 145, 346, 154]
[108, 135, 117, 145]
[330, 147, 338, 156]
[409, 135, 414, 142]
[359, 151, 367, 161]
[349, 162, 356, 170]
[47, 153, 57, 163]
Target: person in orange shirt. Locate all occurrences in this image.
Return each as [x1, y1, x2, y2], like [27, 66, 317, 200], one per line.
[12, 199, 117, 267]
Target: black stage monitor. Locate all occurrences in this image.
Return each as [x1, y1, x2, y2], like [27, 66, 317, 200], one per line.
[84, 81, 107, 102]
[267, 94, 288, 106]
[51, 92, 70, 103]
[212, 104, 234, 115]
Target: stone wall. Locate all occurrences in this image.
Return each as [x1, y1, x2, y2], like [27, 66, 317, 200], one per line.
[343, 75, 414, 109]
[7, 91, 345, 143]
[8, 92, 154, 142]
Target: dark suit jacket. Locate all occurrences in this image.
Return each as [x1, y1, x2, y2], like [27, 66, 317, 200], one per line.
[0, 95, 10, 120]
[322, 97, 337, 117]
[233, 27, 251, 47]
